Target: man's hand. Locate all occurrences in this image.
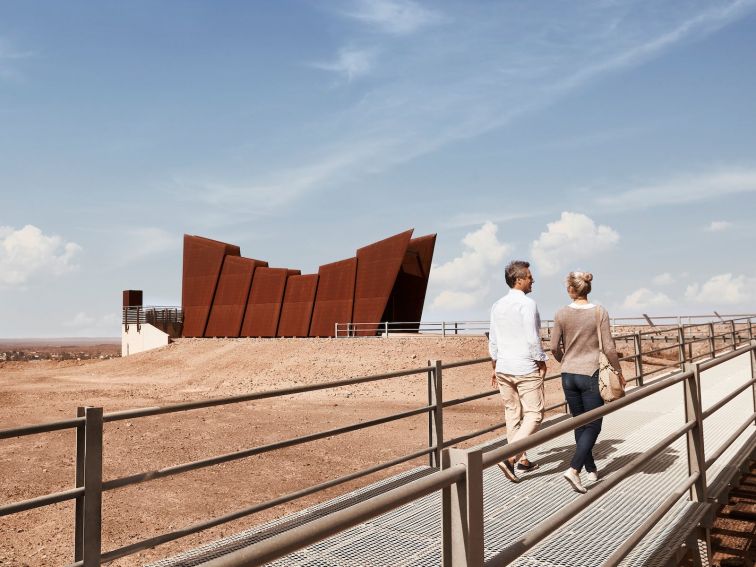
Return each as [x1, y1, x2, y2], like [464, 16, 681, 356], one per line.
[536, 360, 547, 378]
[618, 372, 627, 388]
[491, 371, 498, 387]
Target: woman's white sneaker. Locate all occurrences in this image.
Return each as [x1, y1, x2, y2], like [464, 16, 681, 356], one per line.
[563, 469, 587, 493]
[586, 471, 599, 483]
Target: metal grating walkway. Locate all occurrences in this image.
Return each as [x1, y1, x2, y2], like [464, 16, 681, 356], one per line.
[150, 353, 756, 567]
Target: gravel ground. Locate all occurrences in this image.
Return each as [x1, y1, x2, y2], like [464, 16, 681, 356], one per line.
[0, 333, 676, 566]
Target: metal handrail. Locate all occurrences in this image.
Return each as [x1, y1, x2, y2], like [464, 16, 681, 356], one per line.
[337, 314, 756, 338]
[2, 317, 753, 566]
[102, 403, 434, 491]
[0, 417, 84, 440]
[100, 446, 436, 563]
[704, 411, 756, 469]
[0, 487, 85, 517]
[210, 342, 755, 566]
[103, 364, 431, 422]
[200, 464, 469, 567]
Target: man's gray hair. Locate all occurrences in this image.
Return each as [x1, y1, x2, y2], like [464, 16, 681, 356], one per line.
[505, 260, 530, 288]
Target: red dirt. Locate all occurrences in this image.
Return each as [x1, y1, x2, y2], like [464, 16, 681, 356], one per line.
[0, 334, 656, 566]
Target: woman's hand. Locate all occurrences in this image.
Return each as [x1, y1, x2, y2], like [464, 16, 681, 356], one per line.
[618, 373, 627, 388]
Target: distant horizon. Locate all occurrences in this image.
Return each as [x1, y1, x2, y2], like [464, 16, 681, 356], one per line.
[3, 307, 755, 343]
[0, 337, 120, 345]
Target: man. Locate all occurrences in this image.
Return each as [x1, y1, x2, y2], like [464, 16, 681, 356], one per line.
[489, 260, 548, 483]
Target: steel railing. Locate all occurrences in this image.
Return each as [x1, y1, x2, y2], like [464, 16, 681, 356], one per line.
[123, 305, 183, 336]
[204, 340, 756, 567]
[1, 317, 754, 566]
[335, 313, 756, 337]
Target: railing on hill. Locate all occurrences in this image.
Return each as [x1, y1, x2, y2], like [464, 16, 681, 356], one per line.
[1, 317, 755, 566]
[122, 305, 183, 337]
[335, 313, 756, 337]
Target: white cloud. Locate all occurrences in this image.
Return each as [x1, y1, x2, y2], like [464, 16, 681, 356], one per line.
[0, 225, 81, 288]
[652, 272, 675, 286]
[685, 273, 754, 304]
[596, 167, 756, 211]
[311, 47, 376, 81]
[429, 222, 511, 310]
[622, 288, 673, 310]
[530, 212, 619, 277]
[431, 290, 478, 310]
[343, 0, 444, 35]
[705, 220, 733, 232]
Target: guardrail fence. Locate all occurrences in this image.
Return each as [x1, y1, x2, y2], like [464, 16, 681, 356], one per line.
[122, 305, 183, 337]
[2, 317, 755, 566]
[335, 313, 756, 337]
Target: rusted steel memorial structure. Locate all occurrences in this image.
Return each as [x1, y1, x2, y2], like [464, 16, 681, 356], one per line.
[181, 229, 436, 339]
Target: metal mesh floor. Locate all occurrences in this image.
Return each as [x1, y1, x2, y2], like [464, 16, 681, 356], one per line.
[150, 353, 756, 567]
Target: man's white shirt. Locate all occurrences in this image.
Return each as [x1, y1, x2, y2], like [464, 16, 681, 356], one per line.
[489, 289, 548, 375]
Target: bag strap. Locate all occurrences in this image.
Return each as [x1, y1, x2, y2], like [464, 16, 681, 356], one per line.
[595, 306, 604, 354]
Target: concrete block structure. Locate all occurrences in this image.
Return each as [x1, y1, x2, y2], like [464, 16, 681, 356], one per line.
[180, 229, 435, 338]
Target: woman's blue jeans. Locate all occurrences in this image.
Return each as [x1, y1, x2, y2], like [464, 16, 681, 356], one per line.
[562, 371, 604, 473]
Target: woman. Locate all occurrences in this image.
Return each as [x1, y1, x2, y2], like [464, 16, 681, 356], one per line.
[550, 271, 625, 494]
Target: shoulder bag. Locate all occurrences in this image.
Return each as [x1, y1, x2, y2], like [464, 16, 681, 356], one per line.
[596, 307, 625, 402]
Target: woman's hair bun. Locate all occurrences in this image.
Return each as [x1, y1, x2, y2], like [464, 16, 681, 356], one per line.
[582, 272, 593, 282]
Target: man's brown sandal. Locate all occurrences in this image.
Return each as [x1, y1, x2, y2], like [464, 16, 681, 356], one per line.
[516, 460, 540, 472]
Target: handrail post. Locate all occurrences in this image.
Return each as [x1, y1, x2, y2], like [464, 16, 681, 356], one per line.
[684, 358, 713, 565]
[751, 341, 756, 427]
[83, 407, 103, 567]
[442, 321, 446, 337]
[443, 448, 484, 567]
[428, 360, 444, 468]
[748, 317, 754, 341]
[708, 322, 715, 358]
[74, 407, 85, 562]
[633, 333, 644, 387]
[677, 326, 686, 368]
[730, 319, 737, 350]
[682, 363, 707, 502]
[385, 321, 389, 338]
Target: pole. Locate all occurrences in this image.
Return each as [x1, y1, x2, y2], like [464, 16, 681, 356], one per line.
[83, 407, 103, 567]
[428, 360, 444, 468]
[633, 333, 644, 387]
[443, 448, 484, 567]
[74, 407, 85, 562]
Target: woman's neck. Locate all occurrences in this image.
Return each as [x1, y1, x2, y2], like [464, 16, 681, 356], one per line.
[572, 297, 589, 304]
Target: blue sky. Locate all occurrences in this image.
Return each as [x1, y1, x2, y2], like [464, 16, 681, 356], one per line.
[2, 0, 756, 337]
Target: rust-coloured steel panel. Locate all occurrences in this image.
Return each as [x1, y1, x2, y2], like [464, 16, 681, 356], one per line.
[352, 229, 414, 336]
[383, 234, 437, 331]
[240, 267, 290, 337]
[309, 258, 358, 337]
[182, 235, 240, 337]
[277, 274, 319, 337]
[122, 290, 143, 307]
[205, 257, 267, 338]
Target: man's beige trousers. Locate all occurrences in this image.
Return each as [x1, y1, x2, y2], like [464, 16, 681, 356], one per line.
[495, 371, 545, 458]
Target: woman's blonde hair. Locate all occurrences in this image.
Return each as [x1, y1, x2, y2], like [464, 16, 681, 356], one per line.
[567, 271, 593, 298]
